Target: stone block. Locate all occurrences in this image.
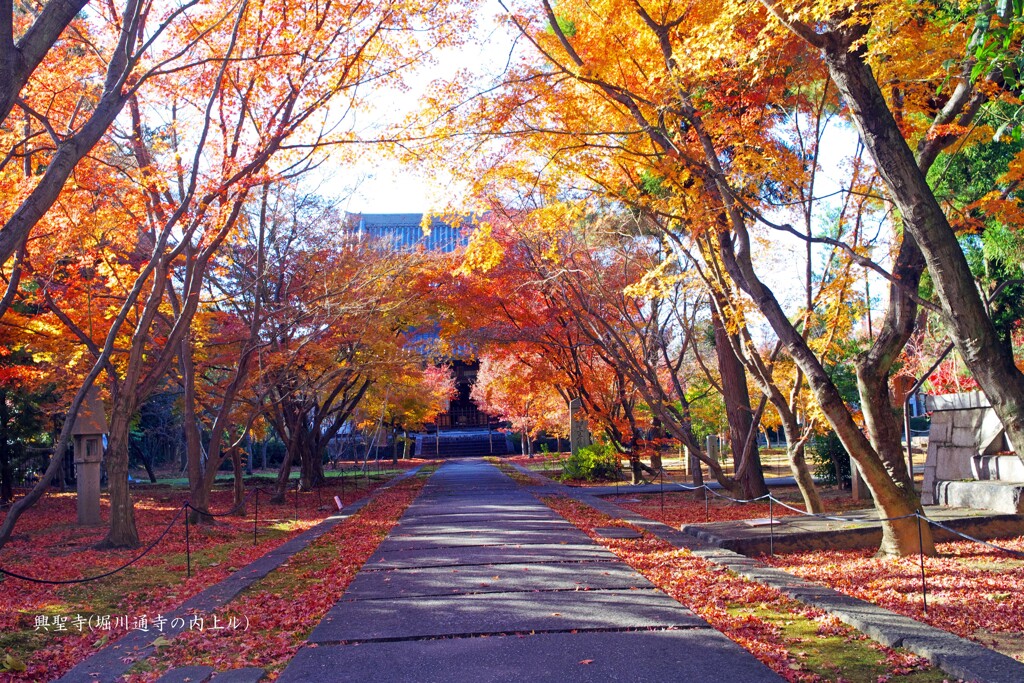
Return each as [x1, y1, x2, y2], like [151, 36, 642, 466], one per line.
[930, 391, 989, 411]
[930, 418, 952, 443]
[934, 480, 1024, 513]
[972, 455, 1024, 482]
[952, 425, 978, 448]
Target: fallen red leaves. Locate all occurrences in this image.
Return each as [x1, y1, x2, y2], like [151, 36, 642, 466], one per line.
[608, 489, 867, 527]
[540, 495, 935, 683]
[762, 538, 1024, 662]
[0, 472, 413, 682]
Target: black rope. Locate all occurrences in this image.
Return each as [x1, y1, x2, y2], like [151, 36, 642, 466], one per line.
[920, 516, 1024, 558]
[185, 488, 254, 518]
[0, 504, 187, 585]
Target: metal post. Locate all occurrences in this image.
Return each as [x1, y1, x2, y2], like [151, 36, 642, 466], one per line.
[185, 504, 192, 578]
[917, 514, 928, 614]
[704, 486, 709, 523]
[660, 468, 665, 514]
[294, 480, 299, 522]
[904, 342, 952, 490]
[253, 489, 259, 545]
[769, 497, 775, 557]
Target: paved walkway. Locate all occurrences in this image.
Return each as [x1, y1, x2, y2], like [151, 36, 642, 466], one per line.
[278, 459, 781, 682]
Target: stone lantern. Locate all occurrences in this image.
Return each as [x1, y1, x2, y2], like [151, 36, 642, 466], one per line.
[72, 386, 108, 525]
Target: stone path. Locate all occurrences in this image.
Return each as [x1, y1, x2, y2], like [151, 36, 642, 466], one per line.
[277, 459, 782, 682]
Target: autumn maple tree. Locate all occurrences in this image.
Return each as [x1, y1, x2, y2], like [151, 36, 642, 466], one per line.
[402, 0, 1024, 554]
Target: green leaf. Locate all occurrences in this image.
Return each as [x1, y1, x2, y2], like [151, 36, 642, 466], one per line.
[2, 655, 27, 673]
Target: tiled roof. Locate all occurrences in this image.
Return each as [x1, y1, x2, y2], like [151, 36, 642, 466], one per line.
[352, 213, 473, 253]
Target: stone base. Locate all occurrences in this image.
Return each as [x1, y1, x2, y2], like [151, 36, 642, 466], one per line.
[972, 454, 1024, 482]
[933, 480, 1024, 514]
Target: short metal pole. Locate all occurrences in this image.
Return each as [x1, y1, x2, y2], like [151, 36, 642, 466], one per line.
[704, 486, 709, 523]
[917, 514, 928, 614]
[253, 489, 259, 545]
[294, 480, 299, 521]
[769, 497, 775, 557]
[340, 470, 345, 504]
[185, 504, 192, 578]
[660, 468, 665, 514]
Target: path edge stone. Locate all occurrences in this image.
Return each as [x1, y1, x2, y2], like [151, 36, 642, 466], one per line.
[507, 462, 1024, 683]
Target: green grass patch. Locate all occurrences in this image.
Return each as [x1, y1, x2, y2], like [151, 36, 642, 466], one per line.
[725, 603, 948, 682]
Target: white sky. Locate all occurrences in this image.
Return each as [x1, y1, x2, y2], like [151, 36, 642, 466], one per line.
[327, 1, 515, 214]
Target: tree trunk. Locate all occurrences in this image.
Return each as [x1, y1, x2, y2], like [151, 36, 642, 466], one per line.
[788, 441, 823, 513]
[690, 449, 704, 487]
[712, 309, 768, 498]
[630, 454, 643, 484]
[299, 441, 325, 490]
[141, 454, 157, 484]
[272, 443, 298, 503]
[820, 37, 1024, 461]
[99, 408, 140, 548]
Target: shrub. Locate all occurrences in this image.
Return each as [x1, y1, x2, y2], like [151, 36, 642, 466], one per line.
[560, 443, 620, 481]
[810, 431, 850, 487]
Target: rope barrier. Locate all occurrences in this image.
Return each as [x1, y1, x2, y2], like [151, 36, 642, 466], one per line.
[185, 489, 255, 518]
[0, 504, 187, 585]
[918, 516, 1024, 558]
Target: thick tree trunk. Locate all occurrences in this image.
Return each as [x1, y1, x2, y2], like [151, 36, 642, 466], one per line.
[299, 440, 325, 490]
[272, 444, 297, 503]
[712, 310, 768, 498]
[787, 442, 823, 513]
[820, 38, 1024, 460]
[99, 408, 140, 548]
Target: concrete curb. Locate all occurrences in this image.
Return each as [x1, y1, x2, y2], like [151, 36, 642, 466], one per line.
[508, 463, 1024, 683]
